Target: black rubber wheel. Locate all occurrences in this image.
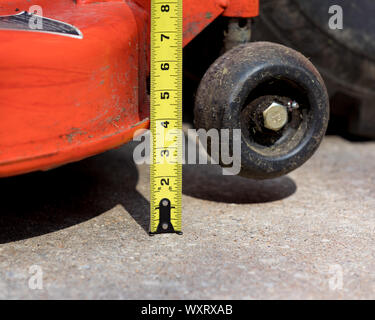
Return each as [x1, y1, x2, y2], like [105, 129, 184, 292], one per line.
[194, 42, 329, 179]
[252, 0, 375, 138]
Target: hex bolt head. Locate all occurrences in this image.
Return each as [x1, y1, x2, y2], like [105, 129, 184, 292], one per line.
[263, 102, 288, 131]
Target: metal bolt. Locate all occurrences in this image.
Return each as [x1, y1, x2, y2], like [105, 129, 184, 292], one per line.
[162, 199, 169, 207]
[287, 100, 300, 111]
[162, 223, 169, 230]
[263, 102, 288, 131]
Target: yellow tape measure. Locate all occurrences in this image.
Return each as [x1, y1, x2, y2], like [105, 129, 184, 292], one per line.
[150, 0, 183, 235]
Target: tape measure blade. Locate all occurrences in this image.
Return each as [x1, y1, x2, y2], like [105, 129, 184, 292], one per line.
[150, 0, 182, 235]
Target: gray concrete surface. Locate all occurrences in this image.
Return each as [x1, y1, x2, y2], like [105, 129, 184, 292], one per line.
[0, 135, 374, 299]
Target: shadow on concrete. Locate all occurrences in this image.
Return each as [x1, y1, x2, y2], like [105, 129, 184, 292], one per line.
[183, 164, 297, 204]
[0, 142, 149, 244]
[0, 141, 297, 243]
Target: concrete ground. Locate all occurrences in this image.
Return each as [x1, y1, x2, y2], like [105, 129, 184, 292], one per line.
[0, 134, 374, 299]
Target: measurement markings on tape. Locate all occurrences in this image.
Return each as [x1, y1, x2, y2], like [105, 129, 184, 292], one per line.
[150, 0, 182, 235]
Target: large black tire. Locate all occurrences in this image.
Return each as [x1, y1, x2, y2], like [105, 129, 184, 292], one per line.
[194, 42, 329, 179]
[252, 0, 375, 138]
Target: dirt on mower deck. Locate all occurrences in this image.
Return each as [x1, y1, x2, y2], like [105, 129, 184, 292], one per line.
[0, 135, 374, 299]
